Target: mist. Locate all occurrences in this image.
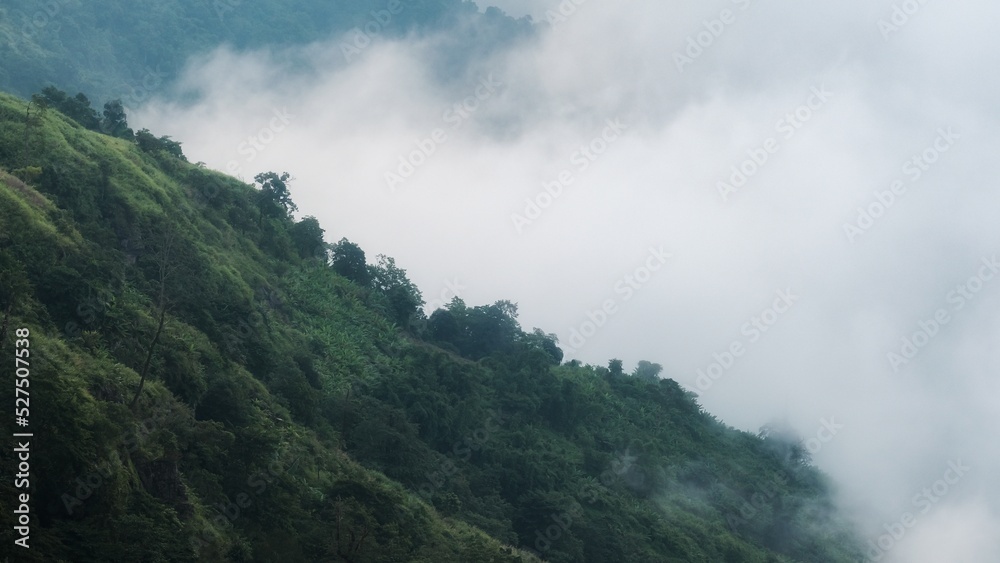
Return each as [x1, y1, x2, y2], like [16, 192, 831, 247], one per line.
[132, 1, 1000, 560]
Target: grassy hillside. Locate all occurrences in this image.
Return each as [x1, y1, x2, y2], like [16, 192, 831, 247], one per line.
[0, 91, 863, 562]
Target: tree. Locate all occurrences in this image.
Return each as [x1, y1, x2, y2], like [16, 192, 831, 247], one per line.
[758, 419, 812, 467]
[441, 298, 521, 360]
[330, 238, 370, 287]
[68, 93, 101, 129]
[254, 171, 296, 222]
[21, 96, 46, 167]
[130, 224, 178, 409]
[134, 128, 159, 153]
[37, 87, 100, 130]
[524, 328, 563, 364]
[290, 216, 325, 259]
[101, 99, 134, 140]
[158, 136, 185, 160]
[632, 360, 662, 381]
[368, 254, 424, 325]
[427, 308, 460, 343]
[135, 128, 186, 160]
[608, 359, 624, 378]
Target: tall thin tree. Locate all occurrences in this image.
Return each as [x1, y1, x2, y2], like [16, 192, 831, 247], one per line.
[130, 226, 177, 409]
[20, 98, 43, 167]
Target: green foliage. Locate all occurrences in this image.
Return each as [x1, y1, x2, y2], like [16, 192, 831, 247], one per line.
[424, 297, 526, 361]
[253, 171, 295, 221]
[135, 128, 186, 161]
[101, 99, 134, 140]
[368, 254, 425, 326]
[289, 215, 325, 260]
[632, 360, 663, 381]
[37, 86, 100, 130]
[0, 90, 863, 562]
[26, 88, 135, 155]
[524, 328, 564, 365]
[427, 308, 460, 344]
[330, 237, 371, 287]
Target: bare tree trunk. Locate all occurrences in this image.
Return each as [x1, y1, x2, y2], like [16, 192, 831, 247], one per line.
[129, 227, 175, 410]
[130, 300, 166, 409]
[21, 103, 32, 167]
[332, 498, 369, 562]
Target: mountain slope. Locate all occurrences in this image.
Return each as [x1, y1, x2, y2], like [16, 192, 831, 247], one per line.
[0, 91, 863, 561]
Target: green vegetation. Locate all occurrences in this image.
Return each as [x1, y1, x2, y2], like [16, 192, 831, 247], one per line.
[0, 91, 863, 561]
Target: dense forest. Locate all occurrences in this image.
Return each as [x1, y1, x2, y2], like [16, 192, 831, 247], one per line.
[0, 1, 867, 561]
[0, 87, 866, 561]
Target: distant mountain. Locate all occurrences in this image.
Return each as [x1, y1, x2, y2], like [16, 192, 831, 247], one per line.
[0, 0, 533, 104]
[0, 86, 864, 561]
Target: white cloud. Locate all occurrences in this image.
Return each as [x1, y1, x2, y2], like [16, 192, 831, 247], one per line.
[133, 2, 1000, 560]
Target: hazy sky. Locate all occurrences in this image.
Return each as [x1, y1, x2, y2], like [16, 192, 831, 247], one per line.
[134, 1, 1000, 560]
